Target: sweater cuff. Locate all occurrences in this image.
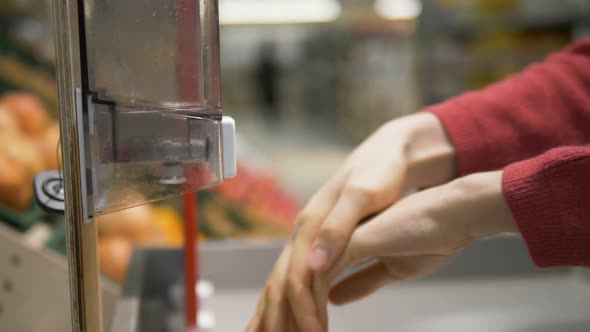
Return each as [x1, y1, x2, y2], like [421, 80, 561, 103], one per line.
[503, 147, 590, 267]
[427, 94, 494, 176]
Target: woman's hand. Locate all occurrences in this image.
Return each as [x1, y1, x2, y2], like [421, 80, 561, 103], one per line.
[247, 113, 456, 332]
[315, 171, 517, 309]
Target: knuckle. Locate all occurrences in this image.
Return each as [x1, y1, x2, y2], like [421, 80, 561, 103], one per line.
[292, 211, 324, 241]
[294, 211, 316, 228]
[345, 243, 364, 266]
[286, 276, 306, 296]
[344, 234, 370, 265]
[345, 184, 378, 203]
[319, 226, 347, 245]
[384, 263, 419, 280]
[265, 284, 285, 305]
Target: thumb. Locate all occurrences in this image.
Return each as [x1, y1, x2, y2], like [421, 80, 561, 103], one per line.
[329, 255, 452, 305]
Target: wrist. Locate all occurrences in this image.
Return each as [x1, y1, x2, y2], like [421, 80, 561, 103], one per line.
[452, 171, 518, 240]
[398, 112, 456, 188]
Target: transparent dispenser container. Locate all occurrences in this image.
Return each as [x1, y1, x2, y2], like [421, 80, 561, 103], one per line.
[78, 0, 225, 218]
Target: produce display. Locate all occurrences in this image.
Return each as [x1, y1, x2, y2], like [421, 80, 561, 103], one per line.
[0, 92, 59, 211]
[97, 204, 184, 281]
[201, 161, 299, 239]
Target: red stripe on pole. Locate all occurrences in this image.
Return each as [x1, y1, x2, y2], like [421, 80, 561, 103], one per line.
[183, 192, 198, 328]
[176, 0, 203, 328]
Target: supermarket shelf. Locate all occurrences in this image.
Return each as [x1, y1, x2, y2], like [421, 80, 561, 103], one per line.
[417, 1, 590, 106]
[439, 12, 590, 37]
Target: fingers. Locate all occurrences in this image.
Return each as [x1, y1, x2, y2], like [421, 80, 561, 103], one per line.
[247, 287, 266, 332]
[281, 173, 347, 331]
[250, 170, 345, 332]
[286, 273, 325, 332]
[312, 272, 330, 330]
[308, 187, 373, 272]
[256, 246, 291, 332]
[263, 288, 288, 332]
[286, 227, 326, 332]
[287, 234, 326, 331]
[251, 173, 343, 332]
[308, 164, 406, 272]
[286, 308, 299, 332]
[328, 262, 394, 305]
[328, 255, 451, 305]
[308, 161, 409, 273]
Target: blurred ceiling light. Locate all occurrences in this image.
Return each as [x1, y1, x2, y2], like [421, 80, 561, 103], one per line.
[219, 0, 342, 25]
[374, 0, 422, 20]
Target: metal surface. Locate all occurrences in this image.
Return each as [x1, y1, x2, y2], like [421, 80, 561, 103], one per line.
[51, 0, 104, 331]
[111, 236, 589, 332]
[0, 224, 119, 332]
[216, 276, 590, 332]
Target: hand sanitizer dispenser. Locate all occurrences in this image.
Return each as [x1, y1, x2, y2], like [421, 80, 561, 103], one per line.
[44, 1, 234, 331]
[39, 0, 235, 220]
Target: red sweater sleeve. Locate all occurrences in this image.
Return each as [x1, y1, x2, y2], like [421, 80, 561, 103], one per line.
[426, 39, 590, 267]
[503, 146, 590, 267]
[428, 39, 590, 175]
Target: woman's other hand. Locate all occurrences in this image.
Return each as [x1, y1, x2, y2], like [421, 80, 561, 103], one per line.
[316, 171, 517, 308]
[247, 113, 455, 332]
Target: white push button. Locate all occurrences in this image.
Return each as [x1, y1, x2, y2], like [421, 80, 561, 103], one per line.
[221, 116, 237, 179]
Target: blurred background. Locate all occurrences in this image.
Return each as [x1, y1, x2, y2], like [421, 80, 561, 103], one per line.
[1, 0, 589, 283]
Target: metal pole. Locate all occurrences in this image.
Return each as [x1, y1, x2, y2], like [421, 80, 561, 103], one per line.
[51, 0, 104, 331]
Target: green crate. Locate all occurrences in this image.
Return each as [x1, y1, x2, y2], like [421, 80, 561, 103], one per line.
[0, 201, 45, 232]
[45, 219, 67, 256]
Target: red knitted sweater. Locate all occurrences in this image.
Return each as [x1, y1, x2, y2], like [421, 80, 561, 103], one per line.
[429, 39, 590, 268]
